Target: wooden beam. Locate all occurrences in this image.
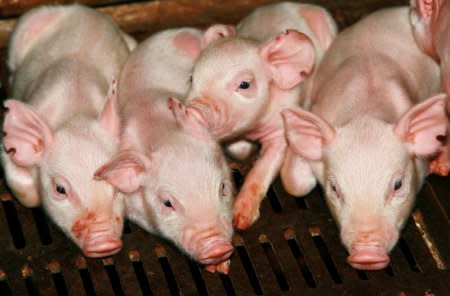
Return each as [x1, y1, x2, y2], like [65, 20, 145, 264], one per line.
[0, 0, 407, 49]
[0, 0, 281, 48]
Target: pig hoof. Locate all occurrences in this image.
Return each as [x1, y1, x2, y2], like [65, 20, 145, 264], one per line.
[233, 205, 260, 230]
[429, 160, 450, 176]
[204, 264, 217, 273]
[234, 214, 252, 230]
[437, 165, 450, 176]
[216, 260, 231, 274]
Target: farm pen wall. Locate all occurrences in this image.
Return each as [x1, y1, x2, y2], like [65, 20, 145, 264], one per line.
[0, 0, 449, 295]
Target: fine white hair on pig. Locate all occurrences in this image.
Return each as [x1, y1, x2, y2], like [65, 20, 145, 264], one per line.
[283, 7, 447, 270]
[94, 27, 236, 274]
[2, 4, 134, 257]
[170, 2, 338, 231]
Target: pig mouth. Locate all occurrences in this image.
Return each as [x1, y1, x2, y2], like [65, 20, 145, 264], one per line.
[347, 243, 390, 270]
[82, 236, 123, 258]
[196, 240, 234, 265]
[189, 100, 229, 137]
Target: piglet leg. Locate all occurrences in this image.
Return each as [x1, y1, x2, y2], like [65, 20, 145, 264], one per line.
[429, 72, 450, 176]
[233, 139, 286, 230]
[280, 148, 317, 197]
[204, 259, 231, 274]
[429, 144, 450, 176]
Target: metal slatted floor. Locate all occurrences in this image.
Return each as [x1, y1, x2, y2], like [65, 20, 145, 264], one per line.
[0, 171, 448, 295]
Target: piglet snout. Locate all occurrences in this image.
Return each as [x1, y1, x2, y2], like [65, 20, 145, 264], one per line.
[347, 243, 390, 270]
[83, 237, 123, 258]
[81, 218, 123, 258]
[198, 239, 234, 265]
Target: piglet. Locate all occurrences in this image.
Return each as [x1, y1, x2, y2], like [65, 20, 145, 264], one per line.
[170, 2, 337, 230]
[282, 7, 447, 270]
[2, 4, 135, 257]
[410, 0, 450, 176]
[94, 27, 236, 274]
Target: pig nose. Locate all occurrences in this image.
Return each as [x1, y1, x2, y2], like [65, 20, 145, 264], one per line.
[198, 240, 234, 265]
[347, 243, 390, 270]
[82, 237, 123, 258]
[80, 218, 123, 258]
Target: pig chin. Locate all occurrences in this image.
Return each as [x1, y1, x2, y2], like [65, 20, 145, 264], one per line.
[189, 100, 234, 139]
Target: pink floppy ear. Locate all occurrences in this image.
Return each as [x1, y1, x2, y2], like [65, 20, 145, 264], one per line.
[298, 5, 337, 51]
[410, 0, 440, 22]
[202, 24, 236, 47]
[259, 29, 315, 89]
[94, 150, 152, 193]
[3, 99, 54, 167]
[167, 97, 212, 141]
[410, 0, 441, 58]
[98, 78, 121, 140]
[173, 31, 203, 59]
[282, 107, 335, 161]
[394, 93, 448, 156]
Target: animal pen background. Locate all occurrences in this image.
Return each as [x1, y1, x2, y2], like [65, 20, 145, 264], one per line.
[0, 0, 449, 295]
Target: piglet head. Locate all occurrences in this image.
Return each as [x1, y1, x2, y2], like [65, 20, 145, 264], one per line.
[282, 94, 448, 270]
[95, 132, 235, 272]
[3, 84, 125, 257]
[185, 29, 315, 140]
[43, 92, 124, 257]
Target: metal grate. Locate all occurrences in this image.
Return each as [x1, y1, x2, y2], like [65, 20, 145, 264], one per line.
[0, 170, 448, 295]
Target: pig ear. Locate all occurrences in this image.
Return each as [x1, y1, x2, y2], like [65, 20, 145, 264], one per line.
[94, 150, 152, 193]
[167, 97, 213, 141]
[98, 78, 121, 140]
[202, 24, 236, 48]
[410, 0, 440, 23]
[394, 93, 448, 156]
[173, 31, 203, 59]
[259, 30, 315, 90]
[3, 99, 54, 167]
[282, 107, 335, 160]
[298, 5, 337, 51]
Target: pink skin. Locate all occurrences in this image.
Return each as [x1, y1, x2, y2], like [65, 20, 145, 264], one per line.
[2, 5, 132, 257]
[410, 0, 450, 175]
[179, 2, 337, 230]
[71, 212, 123, 257]
[283, 7, 447, 270]
[94, 28, 235, 273]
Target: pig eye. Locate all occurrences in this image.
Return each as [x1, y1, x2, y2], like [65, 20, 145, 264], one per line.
[163, 200, 173, 208]
[328, 179, 342, 201]
[220, 181, 231, 198]
[56, 185, 67, 195]
[52, 176, 72, 201]
[239, 81, 251, 89]
[330, 184, 337, 192]
[394, 179, 402, 191]
[159, 191, 178, 213]
[188, 75, 193, 83]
